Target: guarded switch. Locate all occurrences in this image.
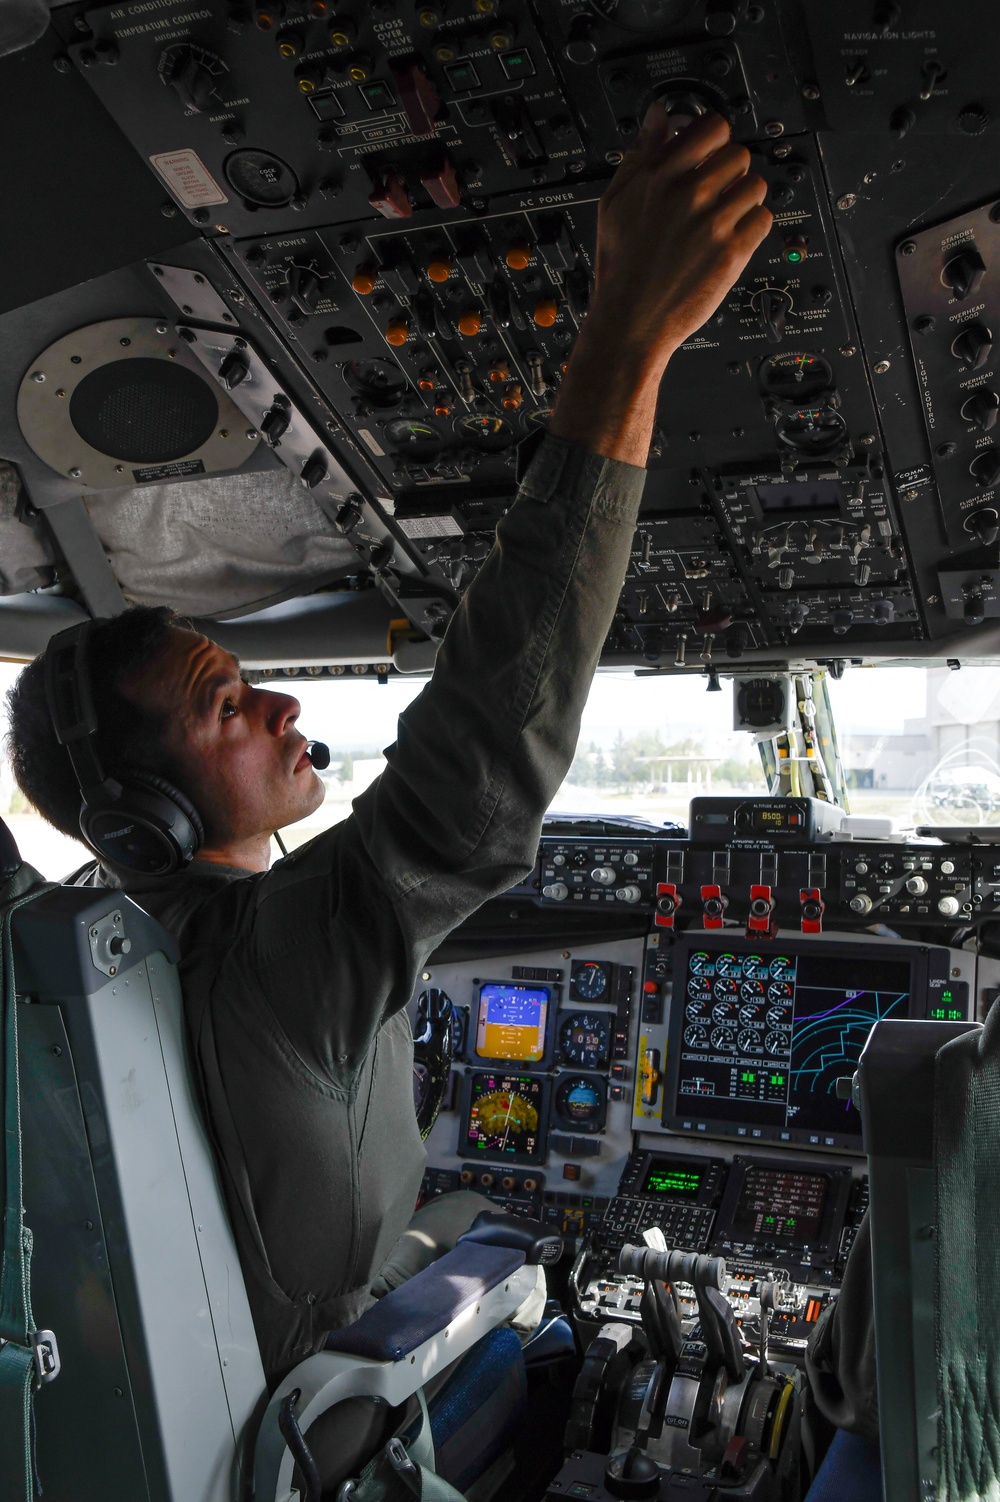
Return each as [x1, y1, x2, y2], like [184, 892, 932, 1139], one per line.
[368, 171, 412, 219]
[391, 59, 440, 135]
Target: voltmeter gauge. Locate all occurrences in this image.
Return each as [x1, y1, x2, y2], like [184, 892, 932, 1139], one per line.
[775, 405, 848, 456]
[455, 414, 515, 451]
[759, 353, 834, 402]
[558, 1011, 611, 1069]
[384, 418, 443, 459]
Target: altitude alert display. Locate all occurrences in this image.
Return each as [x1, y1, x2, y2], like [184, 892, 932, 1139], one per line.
[464, 1072, 547, 1162]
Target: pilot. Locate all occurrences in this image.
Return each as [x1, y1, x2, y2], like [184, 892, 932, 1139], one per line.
[5, 107, 771, 1394]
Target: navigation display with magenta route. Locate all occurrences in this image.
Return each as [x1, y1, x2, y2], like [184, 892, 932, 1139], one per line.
[475, 983, 550, 1063]
[664, 937, 923, 1149]
[464, 1072, 548, 1162]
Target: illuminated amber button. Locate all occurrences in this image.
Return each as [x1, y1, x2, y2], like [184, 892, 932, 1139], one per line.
[533, 299, 558, 327]
[351, 266, 377, 295]
[426, 257, 452, 283]
[457, 308, 482, 336]
[489, 363, 510, 382]
[417, 373, 437, 390]
[385, 318, 409, 346]
[434, 402, 452, 416]
[502, 383, 523, 409]
[505, 241, 531, 270]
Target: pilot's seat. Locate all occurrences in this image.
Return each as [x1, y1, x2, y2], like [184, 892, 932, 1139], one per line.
[0, 860, 552, 1502]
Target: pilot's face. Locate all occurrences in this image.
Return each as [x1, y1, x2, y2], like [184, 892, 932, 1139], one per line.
[124, 626, 325, 848]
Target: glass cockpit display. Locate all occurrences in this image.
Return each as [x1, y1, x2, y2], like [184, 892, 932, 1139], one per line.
[475, 983, 550, 1064]
[666, 938, 920, 1149]
[463, 1072, 548, 1162]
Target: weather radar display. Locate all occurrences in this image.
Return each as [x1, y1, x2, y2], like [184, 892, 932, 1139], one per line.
[464, 1073, 546, 1161]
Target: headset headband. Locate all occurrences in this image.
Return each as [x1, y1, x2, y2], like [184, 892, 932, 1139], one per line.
[44, 621, 116, 797]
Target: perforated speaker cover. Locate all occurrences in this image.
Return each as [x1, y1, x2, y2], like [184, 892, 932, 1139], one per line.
[69, 358, 218, 463]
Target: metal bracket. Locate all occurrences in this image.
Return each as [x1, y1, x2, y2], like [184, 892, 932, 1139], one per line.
[88, 909, 131, 978]
[148, 263, 240, 326]
[29, 1329, 61, 1384]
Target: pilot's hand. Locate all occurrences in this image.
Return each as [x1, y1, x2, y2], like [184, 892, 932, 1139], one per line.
[589, 104, 772, 372]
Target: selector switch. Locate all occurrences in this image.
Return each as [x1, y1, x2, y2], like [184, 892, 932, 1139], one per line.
[286, 264, 327, 315]
[961, 388, 1000, 431]
[160, 44, 220, 113]
[755, 288, 788, 342]
[591, 866, 617, 885]
[218, 349, 250, 390]
[952, 322, 993, 370]
[942, 247, 987, 301]
[970, 448, 1000, 488]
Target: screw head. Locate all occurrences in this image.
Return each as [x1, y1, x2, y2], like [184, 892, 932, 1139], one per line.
[839, 344, 857, 357]
[246, 428, 259, 440]
[837, 193, 858, 211]
[874, 358, 891, 373]
[68, 467, 82, 478]
[763, 119, 785, 137]
[802, 82, 821, 100]
[30, 370, 45, 383]
[899, 239, 916, 255]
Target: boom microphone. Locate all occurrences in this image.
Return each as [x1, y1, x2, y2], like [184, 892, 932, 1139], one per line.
[306, 741, 331, 770]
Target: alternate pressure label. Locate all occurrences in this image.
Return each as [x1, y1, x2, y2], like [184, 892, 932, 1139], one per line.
[150, 149, 228, 208]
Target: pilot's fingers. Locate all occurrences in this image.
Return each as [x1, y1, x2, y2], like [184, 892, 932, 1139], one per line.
[667, 140, 754, 216]
[711, 170, 772, 238]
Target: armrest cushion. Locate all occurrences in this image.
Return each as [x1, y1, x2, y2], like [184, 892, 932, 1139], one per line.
[324, 1243, 525, 1363]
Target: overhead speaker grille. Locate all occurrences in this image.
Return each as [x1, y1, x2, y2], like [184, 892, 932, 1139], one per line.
[69, 358, 218, 463]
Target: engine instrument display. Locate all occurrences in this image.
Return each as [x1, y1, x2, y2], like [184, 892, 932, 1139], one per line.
[666, 937, 921, 1149]
[475, 983, 550, 1064]
[464, 1072, 548, 1163]
[731, 1166, 829, 1246]
[554, 1075, 607, 1133]
[559, 1010, 612, 1069]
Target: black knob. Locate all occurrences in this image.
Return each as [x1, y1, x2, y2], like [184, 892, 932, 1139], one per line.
[970, 448, 1000, 488]
[942, 247, 986, 301]
[260, 402, 291, 447]
[958, 104, 990, 135]
[218, 349, 250, 390]
[786, 600, 810, 633]
[872, 598, 895, 624]
[831, 607, 855, 635]
[563, 17, 596, 65]
[889, 104, 915, 138]
[952, 322, 993, 370]
[605, 1447, 660, 1500]
[161, 45, 218, 112]
[968, 508, 1000, 545]
[336, 498, 364, 532]
[287, 264, 326, 316]
[872, 1, 900, 32]
[964, 593, 986, 626]
[300, 454, 327, 489]
[756, 288, 787, 342]
[961, 388, 1000, 431]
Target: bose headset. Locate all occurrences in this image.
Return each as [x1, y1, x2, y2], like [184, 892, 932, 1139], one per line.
[44, 620, 330, 878]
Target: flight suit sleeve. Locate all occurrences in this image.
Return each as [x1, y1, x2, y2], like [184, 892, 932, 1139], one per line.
[246, 434, 647, 1072]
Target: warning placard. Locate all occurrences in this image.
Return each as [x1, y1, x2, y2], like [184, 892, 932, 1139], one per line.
[150, 149, 228, 208]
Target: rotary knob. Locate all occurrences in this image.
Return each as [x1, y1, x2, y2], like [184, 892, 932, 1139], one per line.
[938, 895, 961, 917]
[970, 448, 1000, 488]
[940, 860, 956, 875]
[542, 882, 569, 901]
[967, 508, 1000, 546]
[849, 893, 874, 915]
[942, 247, 986, 301]
[160, 44, 222, 113]
[905, 875, 928, 895]
[961, 388, 1000, 431]
[591, 866, 617, 885]
[615, 885, 642, 904]
[755, 288, 789, 342]
[952, 322, 993, 370]
[286, 264, 328, 316]
[259, 400, 291, 447]
[218, 349, 250, 390]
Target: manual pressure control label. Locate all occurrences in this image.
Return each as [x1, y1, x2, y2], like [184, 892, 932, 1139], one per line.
[150, 149, 228, 208]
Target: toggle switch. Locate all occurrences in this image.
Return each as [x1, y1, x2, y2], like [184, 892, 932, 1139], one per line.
[700, 884, 728, 929]
[419, 150, 461, 208]
[390, 59, 440, 135]
[800, 887, 824, 934]
[654, 883, 680, 928]
[368, 170, 412, 219]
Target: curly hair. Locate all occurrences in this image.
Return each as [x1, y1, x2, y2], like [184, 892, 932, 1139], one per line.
[6, 605, 186, 843]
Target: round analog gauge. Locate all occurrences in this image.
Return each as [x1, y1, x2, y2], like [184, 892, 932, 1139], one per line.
[743, 955, 769, 981]
[559, 1011, 611, 1070]
[775, 406, 848, 456]
[739, 1001, 766, 1028]
[384, 418, 443, 459]
[712, 1000, 738, 1026]
[740, 980, 765, 1003]
[685, 1000, 708, 1022]
[684, 1024, 709, 1048]
[710, 1024, 736, 1049]
[759, 353, 834, 402]
[688, 976, 711, 1001]
[766, 1004, 791, 1030]
[713, 977, 738, 1002]
[455, 413, 515, 451]
[588, 0, 697, 33]
[770, 958, 795, 981]
[737, 1028, 763, 1053]
[767, 981, 794, 1003]
[716, 953, 743, 978]
[689, 951, 715, 976]
[555, 1075, 606, 1132]
[573, 961, 610, 1002]
[765, 1031, 790, 1057]
[343, 358, 407, 407]
[524, 406, 553, 429]
[223, 147, 297, 207]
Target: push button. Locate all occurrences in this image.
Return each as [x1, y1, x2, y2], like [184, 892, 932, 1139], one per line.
[500, 47, 535, 79]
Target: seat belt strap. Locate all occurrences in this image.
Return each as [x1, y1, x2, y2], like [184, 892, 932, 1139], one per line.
[0, 877, 55, 1502]
[339, 1392, 468, 1502]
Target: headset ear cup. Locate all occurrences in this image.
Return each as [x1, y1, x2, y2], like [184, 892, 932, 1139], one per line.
[126, 769, 205, 847]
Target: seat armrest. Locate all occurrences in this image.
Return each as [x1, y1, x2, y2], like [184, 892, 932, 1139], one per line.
[458, 1211, 564, 1265]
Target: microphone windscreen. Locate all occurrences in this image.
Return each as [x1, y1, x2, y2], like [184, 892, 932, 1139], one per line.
[307, 741, 331, 770]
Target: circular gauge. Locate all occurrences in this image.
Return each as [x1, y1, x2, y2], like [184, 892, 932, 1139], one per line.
[765, 1031, 790, 1057]
[343, 358, 407, 407]
[689, 952, 715, 977]
[770, 958, 795, 981]
[589, 0, 697, 33]
[455, 413, 515, 451]
[713, 977, 738, 1002]
[555, 1075, 607, 1132]
[740, 980, 765, 1003]
[766, 1004, 791, 1030]
[384, 418, 443, 459]
[743, 955, 769, 980]
[716, 953, 743, 978]
[767, 981, 794, 1003]
[559, 1011, 611, 1070]
[711, 1024, 736, 1050]
[684, 1024, 709, 1049]
[688, 976, 711, 1002]
[524, 406, 553, 430]
[759, 353, 834, 403]
[224, 148, 298, 207]
[737, 1028, 763, 1053]
[712, 1000, 738, 1026]
[739, 1001, 766, 1028]
[686, 1001, 708, 1023]
[774, 406, 849, 456]
[573, 961, 610, 1002]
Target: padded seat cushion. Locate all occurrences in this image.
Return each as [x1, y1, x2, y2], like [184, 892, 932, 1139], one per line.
[324, 1243, 525, 1362]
